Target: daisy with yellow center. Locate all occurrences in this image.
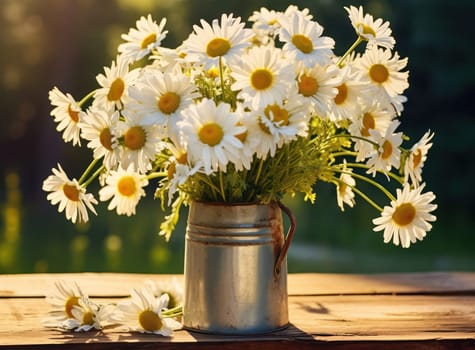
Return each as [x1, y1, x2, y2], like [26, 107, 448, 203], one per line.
[257, 92, 310, 147]
[328, 66, 366, 123]
[144, 277, 184, 310]
[278, 11, 335, 68]
[348, 101, 395, 161]
[127, 68, 196, 138]
[117, 111, 166, 174]
[118, 14, 168, 64]
[231, 45, 294, 110]
[61, 296, 114, 332]
[43, 280, 85, 328]
[42, 164, 98, 224]
[296, 63, 341, 118]
[248, 7, 282, 41]
[178, 99, 245, 174]
[115, 288, 181, 336]
[99, 164, 148, 216]
[355, 47, 409, 113]
[345, 5, 395, 50]
[336, 161, 356, 212]
[95, 56, 139, 110]
[80, 106, 120, 170]
[48, 87, 83, 146]
[404, 130, 434, 186]
[181, 13, 253, 70]
[366, 120, 403, 178]
[373, 183, 437, 248]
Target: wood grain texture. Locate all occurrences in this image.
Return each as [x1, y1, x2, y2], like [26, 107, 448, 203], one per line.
[1, 273, 474, 349]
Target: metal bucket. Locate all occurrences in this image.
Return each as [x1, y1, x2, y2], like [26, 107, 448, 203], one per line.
[183, 201, 296, 334]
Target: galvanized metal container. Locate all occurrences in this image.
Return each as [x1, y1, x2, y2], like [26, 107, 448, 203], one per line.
[183, 201, 295, 334]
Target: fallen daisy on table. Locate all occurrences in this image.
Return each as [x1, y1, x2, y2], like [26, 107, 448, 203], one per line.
[113, 287, 182, 336]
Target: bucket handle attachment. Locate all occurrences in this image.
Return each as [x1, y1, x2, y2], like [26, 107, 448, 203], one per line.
[274, 201, 296, 277]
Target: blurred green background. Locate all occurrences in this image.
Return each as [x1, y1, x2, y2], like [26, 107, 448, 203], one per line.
[0, 0, 474, 274]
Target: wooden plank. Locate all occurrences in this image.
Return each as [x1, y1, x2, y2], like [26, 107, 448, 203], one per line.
[1, 294, 474, 348]
[2, 272, 475, 298]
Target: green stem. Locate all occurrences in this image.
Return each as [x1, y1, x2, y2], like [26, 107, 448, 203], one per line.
[219, 171, 226, 202]
[78, 158, 99, 185]
[337, 36, 364, 67]
[350, 185, 384, 212]
[254, 158, 264, 185]
[81, 165, 105, 188]
[218, 57, 225, 97]
[323, 133, 379, 148]
[333, 168, 396, 202]
[78, 90, 96, 108]
[344, 162, 405, 185]
[147, 172, 168, 180]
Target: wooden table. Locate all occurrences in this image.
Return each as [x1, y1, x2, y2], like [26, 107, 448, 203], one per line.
[1, 272, 474, 349]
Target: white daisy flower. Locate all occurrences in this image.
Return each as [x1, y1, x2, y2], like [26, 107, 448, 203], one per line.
[43, 280, 85, 326]
[404, 130, 434, 185]
[178, 99, 244, 174]
[115, 288, 181, 336]
[181, 13, 253, 70]
[61, 296, 114, 332]
[328, 66, 366, 123]
[144, 277, 184, 309]
[366, 120, 403, 177]
[282, 5, 313, 21]
[117, 111, 166, 174]
[48, 87, 83, 146]
[118, 14, 168, 63]
[248, 7, 282, 38]
[345, 5, 395, 50]
[241, 109, 279, 160]
[296, 63, 341, 118]
[336, 161, 356, 211]
[231, 45, 294, 110]
[42, 164, 98, 224]
[127, 68, 197, 137]
[80, 106, 121, 170]
[258, 92, 310, 145]
[278, 11, 335, 67]
[348, 101, 395, 161]
[355, 46, 409, 101]
[373, 183, 437, 248]
[94, 56, 140, 110]
[99, 164, 148, 216]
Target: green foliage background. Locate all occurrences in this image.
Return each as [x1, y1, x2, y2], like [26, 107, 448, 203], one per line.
[0, 0, 474, 273]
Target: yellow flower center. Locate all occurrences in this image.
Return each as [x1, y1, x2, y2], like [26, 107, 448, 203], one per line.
[334, 83, 348, 105]
[360, 24, 376, 36]
[82, 311, 94, 325]
[138, 310, 163, 332]
[298, 74, 318, 97]
[264, 104, 289, 126]
[381, 140, 393, 160]
[65, 296, 79, 318]
[167, 162, 176, 180]
[124, 126, 146, 150]
[207, 67, 219, 78]
[251, 69, 273, 90]
[176, 153, 187, 165]
[68, 104, 79, 123]
[107, 78, 125, 101]
[412, 149, 422, 168]
[291, 34, 313, 54]
[141, 33, 157, 49]
[361, 112, 376, 137]
[199, 123, 224, 146]
[338, 183, 348, 197]
[158, 92, 181, 114]
[369, 64, 389, 84]
[392, 203, 416, 226]
[117, 176, 137, 197]
[206, 37, 231, 57]
[100, 128, 113, 151]
[62, 184, 80, 202]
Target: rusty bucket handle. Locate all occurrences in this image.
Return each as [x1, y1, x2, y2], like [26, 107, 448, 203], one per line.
[274, 201, 296, 277]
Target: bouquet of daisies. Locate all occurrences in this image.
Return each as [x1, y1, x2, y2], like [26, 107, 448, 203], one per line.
[43, 5, 437, 248]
